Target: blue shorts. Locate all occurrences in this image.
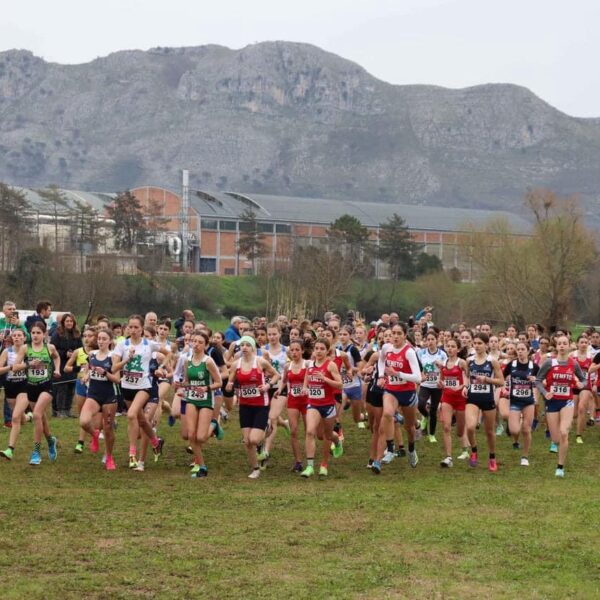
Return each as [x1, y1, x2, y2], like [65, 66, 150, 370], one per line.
[307, 404, 337, 419]
[344, 385, 362, 401]
[75, 379, 88, 397]
[385, 390, 418, 408]
[510, 401, 534, 411]
[87, 390, 117, 407]
[545, 399, 574, 413]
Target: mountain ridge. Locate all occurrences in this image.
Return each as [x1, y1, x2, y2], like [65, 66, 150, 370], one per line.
[1, 41, 599, 217]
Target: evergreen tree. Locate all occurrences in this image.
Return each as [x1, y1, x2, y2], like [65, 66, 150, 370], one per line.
[237, 207, 267, 274]
[106, 190, 147, 252]
[378, 213, 422, 280]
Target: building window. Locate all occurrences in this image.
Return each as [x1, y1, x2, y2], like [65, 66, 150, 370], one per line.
[219, 220, 237, 231]
[275, 224, 291, 234]
[202, 220, 218, 230]
[199, 258, 217, 273]
[258, 222, 274, 233]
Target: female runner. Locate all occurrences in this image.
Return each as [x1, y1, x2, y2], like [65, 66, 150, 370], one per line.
[464, 332, 504, 472]
[571, 335, 594, 445]
[338, 326, 366, 429]
[502, 341, 538, 466]
[0, 329, 32, 460]
[181, 331, 222, 478]
[112, 315, 170, 469]
[438, 338, 469, 467]
[535, 334, 584, 477]
[225, 336, 278, 479]
[372, 323, 422, 474]
[300, 337, 343, 478]
[278, 340, 308, 472]
[79, 328, 121, 470]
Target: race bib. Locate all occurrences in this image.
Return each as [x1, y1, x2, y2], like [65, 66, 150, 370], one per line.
[188, 387, 207, 401]
[387, 374, 404, 385]
[512, 385, 531, 398]
[470, 383, 490, 394]
[240, 386, 259, 398]
[551, 385, 570, 396]
[290, 384, 303, 397]
[28, 367, 48, 378]
[123, 371, 143, 385]
[444, 377, 460, 389]
[424, 372, 438, 383]
[308, 386, 325, 399]
[89, 367, 107, 381]
[342, 374, 353, 385]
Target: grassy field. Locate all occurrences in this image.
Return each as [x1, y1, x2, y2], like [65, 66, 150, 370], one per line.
[0, 411, 598, 599]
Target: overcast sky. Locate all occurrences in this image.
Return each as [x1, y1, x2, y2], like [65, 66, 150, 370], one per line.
[2, 0, 598, 117]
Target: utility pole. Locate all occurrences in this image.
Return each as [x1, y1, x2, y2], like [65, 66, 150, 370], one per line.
[181, 169, 189, 272]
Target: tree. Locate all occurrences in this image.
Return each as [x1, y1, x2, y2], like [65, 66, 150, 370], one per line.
[237, 207, 267, 275]
[378, 213, 423, 280]
[106, 190, 147, 252]
[328, 214, 372, 274]
[0, 183, 32, 270]
[415, 252, 443, 276]
[468, 190, 597, 330]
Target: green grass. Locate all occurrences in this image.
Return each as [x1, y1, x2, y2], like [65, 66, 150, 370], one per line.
[1, 414, 599, 599]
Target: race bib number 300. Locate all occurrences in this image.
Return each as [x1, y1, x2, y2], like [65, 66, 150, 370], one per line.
[240, 386, 258, 398]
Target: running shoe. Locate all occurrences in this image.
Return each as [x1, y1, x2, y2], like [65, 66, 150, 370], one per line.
[90, 430, 100, 454]
[259, 457, 269, 471]
[512, 442, 520, 450]
[395, 448, 406, 458]
[440, 456, 453, 468]
[105, 455, 116, 471]
[586, 418, 595, 427]
[74, 441, 84, 454]
[371, 460, 381, 475]
[469, 452, 478, 467]
[457, 449, 470, 460]
[394, 412, 404, 425]
[128, 455, 138, 469]
[257, 449, 270, 462]
[101, 454, 107, 465]
[408, 449, 419, 468]
[153, 437, 164, 461]
[134, 461, 145, 472]
[357, 421, 366, 429]
[419, 416, 427, 431]
[300, 465, 314, 478]
[381, 450, 395, 464]
[337, 428, 345, 443]
[332, 441, 343, 459]
[190, 463, 201, 475]
[495, 424, 504, 436]
[248, 468, 261, 479]
[428, 435, 437, 444]
[220, 407, 229, 421]
[3, 421, 11, 428]
[98, 431, 105, 440]
[366, 461, 373, 469]
[520, 457, 529, 467]
[186, 445, 193, 454]
[0, 447, 13, 460]
[214, 421, 225, 441]
[29, 449, 41, 466]
[549, 442, 558, 453]
[318, 465, 328, 477]
[193, 466, 208, 478]
[576, 436, 583, 444]
[555, 467, 565, 478]
[292, 462, 303, 473]
[488, 458, 498, 472]
[48, 436, 58, 462]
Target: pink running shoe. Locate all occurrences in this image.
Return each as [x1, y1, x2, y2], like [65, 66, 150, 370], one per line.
[488, 458, 498, 472]
[105, 455, 116, 471]
[90, 430, 100, 454]
[469, 452, 478, 468]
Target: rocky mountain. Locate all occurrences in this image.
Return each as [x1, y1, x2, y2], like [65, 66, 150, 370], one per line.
[1, 41, 599, 216]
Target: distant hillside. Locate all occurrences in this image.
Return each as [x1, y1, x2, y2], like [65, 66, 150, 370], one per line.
[1, 41, 600, 218]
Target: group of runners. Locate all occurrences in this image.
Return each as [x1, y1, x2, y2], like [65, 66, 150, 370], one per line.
[0, 306, 598, 479]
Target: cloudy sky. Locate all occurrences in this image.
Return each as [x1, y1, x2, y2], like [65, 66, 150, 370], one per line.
[2, 0, 598, 117]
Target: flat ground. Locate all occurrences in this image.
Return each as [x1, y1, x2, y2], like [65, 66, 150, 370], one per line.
[0, 412, 598, 599]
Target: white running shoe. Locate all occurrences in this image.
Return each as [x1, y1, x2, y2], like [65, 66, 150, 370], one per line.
[440, 456, 453, 468]
[133, 461, 145, 472]
[248, 468, 261, 479]
[520, 457, 529, 467]
[381, 450, 395, 464]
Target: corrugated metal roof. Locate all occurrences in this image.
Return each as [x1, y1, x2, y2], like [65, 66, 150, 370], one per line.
[15, 187, 114, 215]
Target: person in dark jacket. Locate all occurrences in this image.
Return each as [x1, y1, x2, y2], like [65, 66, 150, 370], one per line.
[25, 300, 53, 333]
[50, 312, 82, 417]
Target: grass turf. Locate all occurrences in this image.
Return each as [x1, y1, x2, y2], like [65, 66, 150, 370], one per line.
[0, 413, 598, 599]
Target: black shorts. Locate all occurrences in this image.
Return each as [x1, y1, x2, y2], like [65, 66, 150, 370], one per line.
[239, 404, 269, 430]
[307, 403, 337, 419]
[418, 386, 442, 404]
[467, 395, 496, 411]
[87, 389, 117, 407]
[366, 387, 383, 408]
[4, 379, 27, 399]
[122, 387, 152, 403]
[26, 381, 54, 403]
[222, 378, 234, 398]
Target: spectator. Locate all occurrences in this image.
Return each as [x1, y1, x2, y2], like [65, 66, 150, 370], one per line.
[224, 316, 243, 343]
[25, 300, 52, 333]
[50, 312, 82, 417]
